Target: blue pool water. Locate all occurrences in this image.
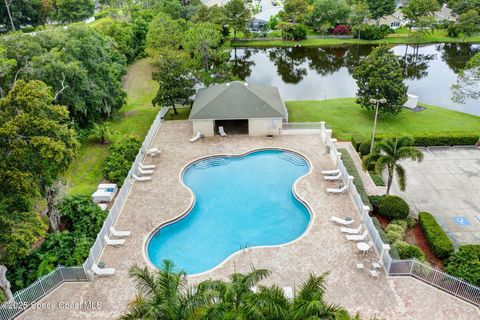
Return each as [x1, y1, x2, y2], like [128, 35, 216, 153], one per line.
[146, 149, 311, 274]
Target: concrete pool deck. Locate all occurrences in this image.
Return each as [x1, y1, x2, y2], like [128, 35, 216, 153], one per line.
[19, 121, 480, 320]
[391, 146, 480, 246]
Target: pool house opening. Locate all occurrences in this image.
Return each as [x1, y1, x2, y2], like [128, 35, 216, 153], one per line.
[214, 119, 249, 135]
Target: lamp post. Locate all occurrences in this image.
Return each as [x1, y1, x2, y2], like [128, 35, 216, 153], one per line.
[369, 97, 387, 154]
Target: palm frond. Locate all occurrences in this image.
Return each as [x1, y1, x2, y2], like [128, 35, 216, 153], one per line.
[395, 164, 407, 191]
[128, 265, 158, 296]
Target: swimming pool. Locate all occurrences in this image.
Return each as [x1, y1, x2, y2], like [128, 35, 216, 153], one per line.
[146, 149, 311, 274]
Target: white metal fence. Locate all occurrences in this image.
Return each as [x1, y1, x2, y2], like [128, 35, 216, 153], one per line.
[83, 111, 163, 271]
[316, 121, 480, 308]
[390, 259, 480, 306]
[0, 111, 164, 320]
[0, 266, 87, 319]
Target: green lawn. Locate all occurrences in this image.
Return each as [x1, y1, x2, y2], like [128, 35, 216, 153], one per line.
[233, 29, 480, 47]
[286, 98, 480, 141]
[64, 58, 160, 195]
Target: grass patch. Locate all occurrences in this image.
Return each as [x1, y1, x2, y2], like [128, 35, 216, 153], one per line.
[64, 58, 159, 195]
[338, 148, 371, 209]
[232, 29, 480, 47]
[286, 98, 480, 141]
[370, 173, 385, 187]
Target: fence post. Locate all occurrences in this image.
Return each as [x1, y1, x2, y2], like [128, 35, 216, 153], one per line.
[347, 175, 354, 191]
[361, 205, 369, 222]
[380, 244, 390, 271]
[59, 266, 65, 281]
[409, 259, 415, 275]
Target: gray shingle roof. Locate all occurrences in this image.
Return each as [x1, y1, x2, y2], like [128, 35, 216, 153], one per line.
[189, 81, 288, 120]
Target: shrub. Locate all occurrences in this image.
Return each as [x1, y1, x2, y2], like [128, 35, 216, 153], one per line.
[368, 195, 382, 212]
[353, 24, 387, 40]
[358, 140, 372, 157]
[448, 24, 460, 37]
[332, 25, 351, 35]
[371, 216, 400, 259]
[291, 24, 307, 40]
[419, 212, 455, 260]
[395, 241, 426, 261]
[361, 132, 479, 148]
[103, 137, 141, 185]
[378, 196, 410, 220]
[10, 197, 107, 290]
[391, 219, 408, 230]
[370, 173, 385, 186]
[385, 223, 405, 244]
[444, 245, 480, 286]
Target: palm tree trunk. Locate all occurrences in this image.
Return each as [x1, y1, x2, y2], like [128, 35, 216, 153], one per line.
[386, 168, 394, 195]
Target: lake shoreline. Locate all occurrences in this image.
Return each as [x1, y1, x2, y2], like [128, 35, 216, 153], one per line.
[231, 36, 480, 48]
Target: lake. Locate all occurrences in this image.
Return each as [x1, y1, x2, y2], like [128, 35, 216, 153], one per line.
[231, 44, 480, 116]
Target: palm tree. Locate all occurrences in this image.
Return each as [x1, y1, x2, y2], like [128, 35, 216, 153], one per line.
[363, 136, 424, 195]
[197, 267, 286, 320]
[291, 272, 342, 320]
[120, 260, 210, 320]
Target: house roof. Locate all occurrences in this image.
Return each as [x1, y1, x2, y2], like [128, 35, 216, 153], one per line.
[189, 81, 288, 120]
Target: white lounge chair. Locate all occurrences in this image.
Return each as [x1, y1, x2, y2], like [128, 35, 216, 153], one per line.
[132, 174, 151, 182]
[104, 235, 125, 246]
[355, 262, 364, 270]
[110, 226, 131, 238]
[190, 132, 202, 142]
[139, 163, 156, 170]
[283, 287, 293, 299]
[369, 269, 379, 279]
[340, 225, 362, 234]
[149, 148, 160, 157]
[219, 126, 227, 137]
[330, 216, 354, 225]
[327, 185, 347, 194]
[138, 167, 154, 175]
[321, 169, 340, 175]
[346, 230, 368, 241]
[323, 172, 342, 181]
[91, 263, 115, 276]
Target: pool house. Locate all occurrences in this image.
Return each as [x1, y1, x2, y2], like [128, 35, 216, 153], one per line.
[189, 81, 288, 136]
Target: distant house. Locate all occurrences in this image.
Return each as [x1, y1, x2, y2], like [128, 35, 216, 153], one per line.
[189, 81, 288, 136]
[368, 4, 456, 29]
[249, 18, 268, 32]
[367, 9, 406, 29]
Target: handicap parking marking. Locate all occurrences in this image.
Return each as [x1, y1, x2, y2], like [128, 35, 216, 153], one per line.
[452, 216, 471, 226]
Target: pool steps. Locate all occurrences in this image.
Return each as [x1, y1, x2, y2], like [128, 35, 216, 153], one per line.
[279, 152, 307, 166]
[193, 157, 230, 169]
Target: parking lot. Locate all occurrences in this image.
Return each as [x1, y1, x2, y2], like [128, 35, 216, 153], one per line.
[391, 146, 480, 246]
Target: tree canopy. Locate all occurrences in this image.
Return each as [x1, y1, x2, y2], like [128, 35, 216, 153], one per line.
[224, 0, 251, 40]
[0, 26, 127, 126]
[353, 45, 408, 115]
[365, 0, 396, 24]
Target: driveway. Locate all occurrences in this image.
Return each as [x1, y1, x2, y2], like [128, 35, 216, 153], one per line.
[255, 0, 283, 22]
[391, 146, 480, 246]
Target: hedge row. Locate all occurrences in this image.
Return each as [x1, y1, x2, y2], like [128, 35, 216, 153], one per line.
[444, 245, 480, 286]
[338, 148, 371, 209]
[354, 132, 479, 151]
[419, 212, 455, 260]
